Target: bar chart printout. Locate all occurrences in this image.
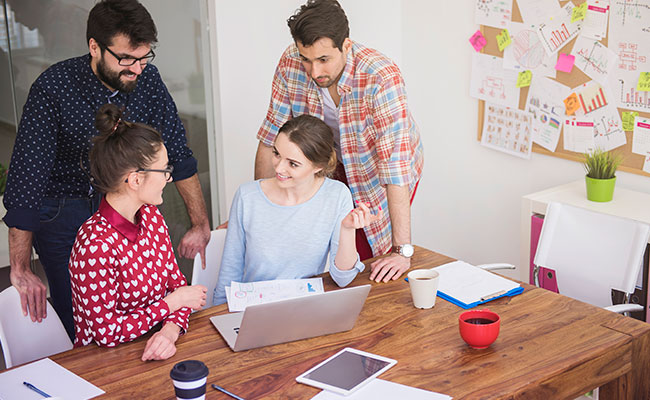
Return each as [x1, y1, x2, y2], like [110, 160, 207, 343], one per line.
[579, 83, 608, 113]
[537, 3, 582, 56]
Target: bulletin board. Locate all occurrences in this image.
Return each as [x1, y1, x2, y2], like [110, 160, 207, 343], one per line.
[476, 0, 650, 177]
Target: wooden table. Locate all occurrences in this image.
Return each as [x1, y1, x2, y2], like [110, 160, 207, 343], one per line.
[51, 247, 650, 399]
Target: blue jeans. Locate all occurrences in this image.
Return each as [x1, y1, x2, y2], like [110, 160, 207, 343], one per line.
[32, 195, 101, 341]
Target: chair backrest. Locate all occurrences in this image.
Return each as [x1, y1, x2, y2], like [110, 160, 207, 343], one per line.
[191, 229, 227, 309]
[534, 202, 650, 308]
[0, 286, 73, 368]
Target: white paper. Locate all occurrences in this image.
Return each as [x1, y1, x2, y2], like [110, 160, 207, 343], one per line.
[516, 0, 561, 26]
[0, 358, 104, 400]
[536, 3, 583, 56]
[311, 379, 453, 400]
[481, 102, 534, 159]
[581, 1, 610, 40]
[474, 0, 512, 29]
[502, 22, 557, 78]
[632, 116, 650, 155]
[564, 117, 596, 153]
[571, 36, 618, 84]
[643, 152, 650, 174]
[525, 76, 571, 151]
[470, 53, 520, 108]
[227, 278, 324, 312]
[607, 0, 650, 112]
[431, 261, 521, 306]
[591, 106, 627, 151]
[576, 81, 611, 114]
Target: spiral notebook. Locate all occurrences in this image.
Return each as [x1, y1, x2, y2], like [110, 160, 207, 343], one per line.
[432, 261, 524, 309]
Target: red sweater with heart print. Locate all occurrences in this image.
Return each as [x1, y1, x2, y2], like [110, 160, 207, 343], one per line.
[69, 199, 190, 348]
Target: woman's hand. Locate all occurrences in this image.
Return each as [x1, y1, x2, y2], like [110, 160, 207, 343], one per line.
[164, 284, 207, 313]
[341, 202, 382, 231]
[141, 323, 180, 361]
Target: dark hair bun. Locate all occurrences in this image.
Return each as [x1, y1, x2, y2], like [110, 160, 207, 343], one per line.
[95, 103, 123, 136]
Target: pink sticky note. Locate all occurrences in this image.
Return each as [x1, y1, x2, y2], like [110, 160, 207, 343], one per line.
[469, 30, 487, 52]
[555, 53, 575, 73]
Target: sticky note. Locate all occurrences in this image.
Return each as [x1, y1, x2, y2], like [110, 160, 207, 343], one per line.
[638, 72, 650, 91]
[469, 30, 487, 52]
[622, 111, 639, 131]
[564, 93, 581, 116]
[516, 70, 532, 88]
[496, 29, 511, 52]
[555, 53, 575, 73]
[572, 2, 587, 22]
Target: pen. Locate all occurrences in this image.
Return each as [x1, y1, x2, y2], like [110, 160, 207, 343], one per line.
[23, 382, 51, 398]
[480, 290, 507, 301]
[211, 383, 246, 400]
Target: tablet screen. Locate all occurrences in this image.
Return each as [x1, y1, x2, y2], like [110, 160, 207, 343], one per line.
[302, 349, 392, 391]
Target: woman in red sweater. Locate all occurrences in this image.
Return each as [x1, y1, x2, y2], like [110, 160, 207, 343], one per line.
[69, 104, 207, 361]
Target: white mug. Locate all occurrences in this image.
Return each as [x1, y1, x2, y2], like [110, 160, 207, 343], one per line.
[407, 269, 440, 309]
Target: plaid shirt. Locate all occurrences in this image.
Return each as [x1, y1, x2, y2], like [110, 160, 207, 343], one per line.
[257, 41, 423, 256]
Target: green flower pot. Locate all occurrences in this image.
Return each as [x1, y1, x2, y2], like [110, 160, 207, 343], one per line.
[585, 176, 616, 202]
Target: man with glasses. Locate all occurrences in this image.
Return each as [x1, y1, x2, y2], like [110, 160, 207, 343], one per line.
[3, 0, 210, 341]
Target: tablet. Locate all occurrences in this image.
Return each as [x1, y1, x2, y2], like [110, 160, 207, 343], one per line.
[295, 348, 397, 396]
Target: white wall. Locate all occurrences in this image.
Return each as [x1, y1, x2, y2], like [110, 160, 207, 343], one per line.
[212, 1, 650, 281]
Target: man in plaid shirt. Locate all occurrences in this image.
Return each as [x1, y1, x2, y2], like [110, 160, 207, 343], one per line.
[255, 0, 423, 282]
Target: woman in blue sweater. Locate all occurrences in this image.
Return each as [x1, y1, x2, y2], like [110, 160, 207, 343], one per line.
[213, 115, 380, 305]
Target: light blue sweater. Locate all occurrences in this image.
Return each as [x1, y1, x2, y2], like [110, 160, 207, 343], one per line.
[213, 178, 365, 305]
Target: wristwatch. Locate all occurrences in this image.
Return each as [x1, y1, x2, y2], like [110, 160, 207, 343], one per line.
[392, 244, 414, 258]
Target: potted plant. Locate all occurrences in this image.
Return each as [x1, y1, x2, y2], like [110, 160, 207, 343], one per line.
[583, 149, 622, 202]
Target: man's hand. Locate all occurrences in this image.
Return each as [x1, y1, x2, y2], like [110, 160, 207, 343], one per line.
[141, 323, 180, 361]
[177, 223, 210, 269]
[10, 267, 47, 322]
[369, 253, 411, 283]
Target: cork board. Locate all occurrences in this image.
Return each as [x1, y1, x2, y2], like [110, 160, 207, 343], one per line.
[476, 0, 650, 177]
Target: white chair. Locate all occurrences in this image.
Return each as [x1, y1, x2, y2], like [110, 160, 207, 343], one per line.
[0, 286, 73, 368]
[533, 202, 650, 314]
[191, 229, 227, 309]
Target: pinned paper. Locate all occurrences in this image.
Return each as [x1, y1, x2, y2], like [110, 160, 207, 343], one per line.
[469, 30, 487, 52]
[564, 93, 581, 115]
[638, 72, 650, 92]
[644, 152, 650, 174]
[622, 111, 639, 131]
[572, 2, 587, 22]
[555, 53, 575, 73]
[497, 29, 512, 51]
[517, 70, 532, 87]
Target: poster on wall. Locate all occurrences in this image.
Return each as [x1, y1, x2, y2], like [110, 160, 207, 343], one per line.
[525, 76, 570, 152]
[481, 102, 534, 159]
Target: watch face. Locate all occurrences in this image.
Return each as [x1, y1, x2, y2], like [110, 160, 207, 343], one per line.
[401, 244, 414, 257]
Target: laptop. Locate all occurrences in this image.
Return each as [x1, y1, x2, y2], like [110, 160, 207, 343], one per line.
[210, 284, 371, 351]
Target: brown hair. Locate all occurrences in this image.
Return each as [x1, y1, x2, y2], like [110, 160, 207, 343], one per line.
[90, 103, 163, 193]
[278, 115, 337, 178]
[287, 0, 349, 50]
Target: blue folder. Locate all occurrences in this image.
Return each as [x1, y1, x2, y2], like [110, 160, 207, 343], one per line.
[436, 286, 525, 309]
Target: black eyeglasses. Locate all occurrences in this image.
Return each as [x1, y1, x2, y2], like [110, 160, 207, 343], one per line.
[136, 165, 174, 180]
[100, 43, 156, 66]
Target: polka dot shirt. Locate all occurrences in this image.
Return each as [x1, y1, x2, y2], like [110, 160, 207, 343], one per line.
[3, 54, 197, 231]
[69, 198, 190, 348]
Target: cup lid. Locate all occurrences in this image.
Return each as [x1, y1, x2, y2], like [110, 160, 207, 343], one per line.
[170, 360, 209, 382]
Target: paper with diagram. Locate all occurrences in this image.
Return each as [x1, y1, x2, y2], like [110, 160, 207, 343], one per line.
[581, 1, 610, 40]
[503, 21, 556, 78]
[590, 106, 627, 151]
[475, 0, 513, 29]
[536, 3, 582, 56]
[226, 278, 324, 312]
[564, 117, 596, 153]
[571, 36, 618, 84]
[525, 76, 570, 151]
[470, 53, 520, 108]
[481, 102, 533, 159]
[516, 0, 561, 26]
[632, 116, 650, 155]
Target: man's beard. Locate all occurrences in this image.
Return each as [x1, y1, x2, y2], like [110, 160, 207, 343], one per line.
[96, 57, 138, 92]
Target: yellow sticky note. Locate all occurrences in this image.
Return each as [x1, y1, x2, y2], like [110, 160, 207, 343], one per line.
[572, 3, 587, 23]
[637, 72, 650, 91]
[496, 29, 511, 52]
[622, 111, 639, 131]
[517, 70, 532, 88]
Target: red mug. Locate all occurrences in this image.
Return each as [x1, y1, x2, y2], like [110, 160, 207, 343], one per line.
[458, 309, 500, 349]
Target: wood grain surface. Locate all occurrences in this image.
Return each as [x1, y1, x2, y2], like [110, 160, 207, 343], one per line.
[50, 247, 650, 399]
